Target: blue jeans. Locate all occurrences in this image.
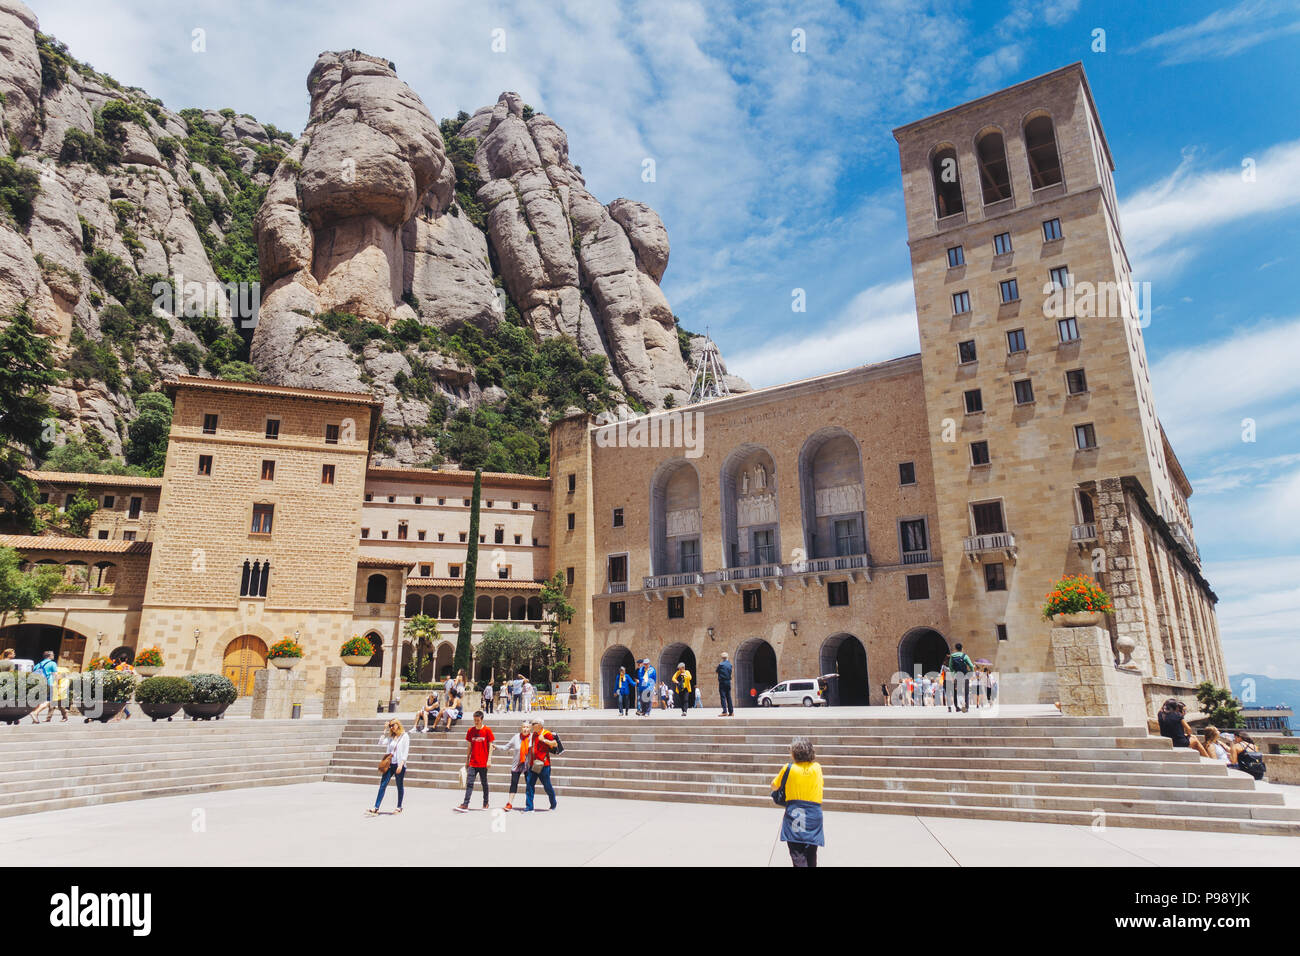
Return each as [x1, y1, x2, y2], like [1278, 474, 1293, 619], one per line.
[719, 683, 733, 714]
[375, 764, 404, 809]
[525, 764, 556, 810]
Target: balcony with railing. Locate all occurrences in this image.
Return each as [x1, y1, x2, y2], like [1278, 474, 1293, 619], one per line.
[963, 532, 1017, 563]
[901, 549, 931, 565]
[607, 581, 628, 594]
[1169, 522, 1201, 565]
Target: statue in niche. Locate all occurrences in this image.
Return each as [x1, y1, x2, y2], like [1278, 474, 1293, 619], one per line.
[741, 471, 750, 495]
[755, 464, 767, 490]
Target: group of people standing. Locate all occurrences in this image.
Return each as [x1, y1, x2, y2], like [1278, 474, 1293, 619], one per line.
[372, 712, 562, 815]
[612, 652, 737, 717]
[884, 644, 997, 711]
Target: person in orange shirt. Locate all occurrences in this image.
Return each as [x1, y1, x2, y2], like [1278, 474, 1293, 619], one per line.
[522, 719, 559, 812]
[492, 720, 532, 811]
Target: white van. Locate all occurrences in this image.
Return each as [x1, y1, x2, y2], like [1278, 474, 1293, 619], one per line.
[757, 679, 824, 708]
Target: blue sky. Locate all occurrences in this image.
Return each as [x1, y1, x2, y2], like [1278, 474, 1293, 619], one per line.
[30, 0, 1300, 676]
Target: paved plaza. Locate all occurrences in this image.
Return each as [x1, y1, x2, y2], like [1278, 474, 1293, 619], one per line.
[4, 780, 1299, 867]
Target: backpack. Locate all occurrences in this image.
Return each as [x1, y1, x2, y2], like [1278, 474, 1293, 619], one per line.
[548, 732, 564, 756]
[1236, 749, 1265, 780]
[949, 652, 971, 674]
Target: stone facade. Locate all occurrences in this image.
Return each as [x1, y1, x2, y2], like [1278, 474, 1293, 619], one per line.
[0, 66, 1227, 719]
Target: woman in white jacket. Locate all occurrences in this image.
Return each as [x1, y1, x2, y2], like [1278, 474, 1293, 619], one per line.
[370, 718, 410, 814]
[492, 720, 532, 811]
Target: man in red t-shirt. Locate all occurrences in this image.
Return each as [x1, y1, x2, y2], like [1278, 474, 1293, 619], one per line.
[456, 710, 495, 811]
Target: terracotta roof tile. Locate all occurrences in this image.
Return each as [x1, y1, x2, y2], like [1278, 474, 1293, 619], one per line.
[0, 535, 153, 555]
[21, 470, 162, 488]
[405, 577, 543, 591]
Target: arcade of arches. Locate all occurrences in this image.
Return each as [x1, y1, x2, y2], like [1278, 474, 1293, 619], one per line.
[593, 629, 948, 708]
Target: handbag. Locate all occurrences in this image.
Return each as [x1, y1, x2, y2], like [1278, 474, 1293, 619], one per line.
[379, 753, 392, 774]
[772, 763, 791, 806]
[530, 759, 547, 774]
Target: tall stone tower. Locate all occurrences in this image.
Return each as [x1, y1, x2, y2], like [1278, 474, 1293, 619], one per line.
[894, 64, 1222, 701]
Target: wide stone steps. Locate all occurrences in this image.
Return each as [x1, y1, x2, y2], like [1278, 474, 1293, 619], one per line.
[318, 717, 1300, 835]
[0, 720, 346, 817]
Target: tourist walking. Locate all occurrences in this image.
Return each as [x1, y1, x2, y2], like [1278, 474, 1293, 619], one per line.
[616, 666, 635, 716]
[370, 718, 409, 814]
[986, 669, 998, 707]
[659, 680, 670, 711]
[493, 719, 534, 810]
[770, 736, 825, 868]
[945, 643, 974, 713]
[636, 659, 656, 716]
[716, 652, 734, 717]
[522, 679, 535, 714]
[482, 680, 495, 714]
[523, 718, 560, 811]
[510, 675, 524, 712]
[456, 710, 495, 811]
[29, 651, 67, 723]
[568, 681, 578, 710]
[671, 662, 692, 716]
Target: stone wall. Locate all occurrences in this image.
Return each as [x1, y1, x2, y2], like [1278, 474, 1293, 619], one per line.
[1050, 624, 1147, 725]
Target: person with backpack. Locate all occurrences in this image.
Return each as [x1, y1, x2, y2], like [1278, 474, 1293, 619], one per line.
[770, 736, 825, 867]
[636, 659, 656, 717]
[29, 651, 65, 723]
[615, 666, 635, 716]
[1231, 733, 1266, 780]
[716, 652, 734, 717]
[945, 643, 974, 712]
[671, 662, 693, 716]
[522, 718, 560, 811]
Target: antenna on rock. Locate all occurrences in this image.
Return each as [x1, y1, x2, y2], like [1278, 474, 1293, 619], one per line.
[688, 332, 730, 404]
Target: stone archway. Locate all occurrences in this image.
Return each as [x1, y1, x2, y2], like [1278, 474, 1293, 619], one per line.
[820, 632, 869, 705]
[658, 642, 697, 703]
[599, 644, 636, 708]
[735, 637, 778, 706]
[434, 642, 455, 679]
[898, 627, 949, 679]
[0, 623, 89, 668]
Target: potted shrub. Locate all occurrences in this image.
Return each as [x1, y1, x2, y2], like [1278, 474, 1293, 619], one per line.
[135, 676, 193, 721]
[339, 634, 375, 666]
[0, 671, 45, 724]
[269, 636, 304, 669]
[182, 673, 238, 720]
[74, 671, 137, 722]
[134, 646, 165, 677]
[1042, 574, 1114, 627]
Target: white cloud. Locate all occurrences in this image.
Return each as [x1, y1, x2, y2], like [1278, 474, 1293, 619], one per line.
[1151, 315, 1300, 456]
[1120, 140, 1300, 280]
[725, 278, 919, 386]
[1204, 556, 1300, 676]
[1130, 0, 1300, 66]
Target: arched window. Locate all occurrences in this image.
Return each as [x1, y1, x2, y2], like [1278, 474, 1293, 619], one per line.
[929, 145, 964, 217]
[649, 459, 702, 577]
[240, 559, 269, 597]
[365, 573, 388, 604]
[798, 428, 867, 560]
[405, 593, 422, 617]
[720, 444, 779, 569]
[510, 596, 526, 620]
[440, 594, 458, 619]
[527, 597, 543, 621]
[493, 596, 509, 620]
[476, 595, 492, 620]
[975, 129, 1012, 205]
[1023, 113, 1063, 189]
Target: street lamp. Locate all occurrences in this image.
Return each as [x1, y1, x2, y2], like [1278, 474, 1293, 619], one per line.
[789, 621, 798, 636]
[707, 626, 715, 641]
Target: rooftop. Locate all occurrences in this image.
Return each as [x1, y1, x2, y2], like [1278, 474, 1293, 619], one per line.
[21, 470, 162, 488]
[0, 535, 153, 555]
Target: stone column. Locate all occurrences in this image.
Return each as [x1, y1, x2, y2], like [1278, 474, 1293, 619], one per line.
[251, 665, 307, 719]
[322, 665, 383, 719]
[1051, 624, 1147, 726]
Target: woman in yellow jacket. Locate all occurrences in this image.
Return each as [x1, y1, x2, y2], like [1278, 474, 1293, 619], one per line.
[770, 736, 825, 867]
[671, 662, 693, 716]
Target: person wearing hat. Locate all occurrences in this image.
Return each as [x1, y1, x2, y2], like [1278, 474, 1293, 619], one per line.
[635, 658, 656, 717]
[716, 652, 734, 717]
[522, 718, 559, 811]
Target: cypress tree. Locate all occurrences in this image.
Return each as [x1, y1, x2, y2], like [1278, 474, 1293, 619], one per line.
[454, 468, 481, 673]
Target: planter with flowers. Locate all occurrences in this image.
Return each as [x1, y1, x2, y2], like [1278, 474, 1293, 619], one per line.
[133, 646, 165, 677]
[1042, 574, 1113, 628]
[86, 656, 115, 671]
[340, 634, 375, 666]
[269, 637, 304, 670]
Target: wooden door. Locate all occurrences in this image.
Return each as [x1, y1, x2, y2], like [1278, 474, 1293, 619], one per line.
[57, 631, 87, 669]
[222, 636, 268, 696]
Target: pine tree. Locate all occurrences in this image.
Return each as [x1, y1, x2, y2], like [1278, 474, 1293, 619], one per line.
[454, 468, 482, 674]
[0, 303, 61, 531]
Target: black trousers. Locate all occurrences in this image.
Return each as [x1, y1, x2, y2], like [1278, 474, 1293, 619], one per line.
[788, 842, 818, 867]
[676, 688, 689, 714]
[946, 675, 968, 711]
[719, 683, 734, 714]
[463, 766, 489, 806]
[483, 697, 494, 713]
[617, 692, 632, 715]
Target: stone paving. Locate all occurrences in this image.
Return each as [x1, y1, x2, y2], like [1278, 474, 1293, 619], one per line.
[3, 781, 1299, 867]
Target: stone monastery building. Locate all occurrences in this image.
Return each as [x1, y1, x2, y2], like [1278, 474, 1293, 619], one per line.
[0, 65, 1225, 712]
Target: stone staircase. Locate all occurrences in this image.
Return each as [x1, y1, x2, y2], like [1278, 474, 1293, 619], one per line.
[323, 715, 1300, 835]
[0, 719, 346, 818]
